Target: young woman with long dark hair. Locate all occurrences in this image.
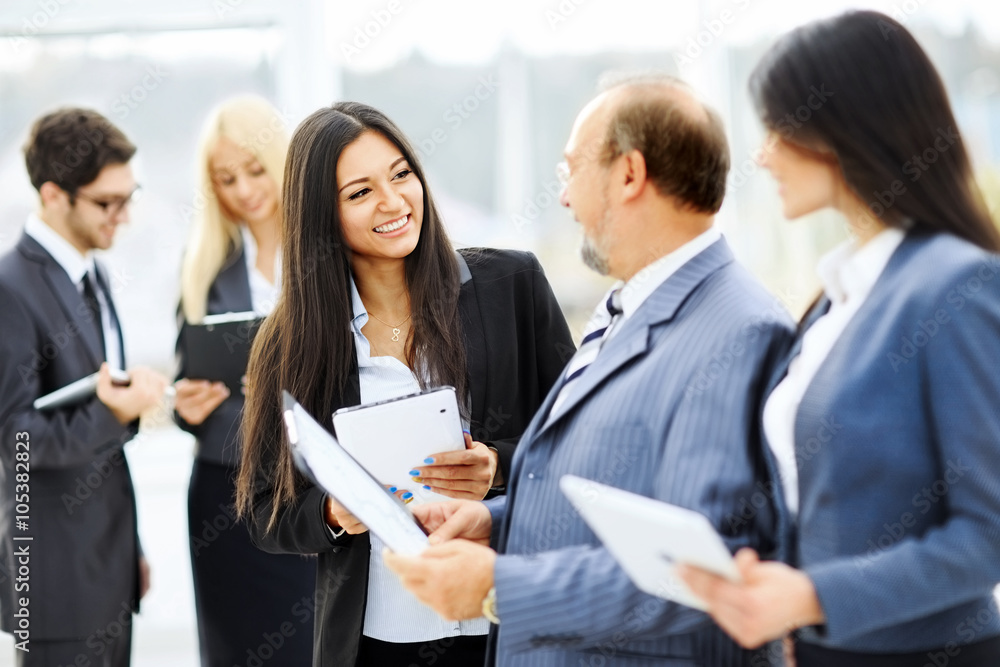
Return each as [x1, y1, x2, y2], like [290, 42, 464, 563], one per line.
[235, 102, 573, 667]
[681, 11, 1000, 666]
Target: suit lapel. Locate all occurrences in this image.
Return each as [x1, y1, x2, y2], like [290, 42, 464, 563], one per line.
[531, 237, 737, 441]
[19, 234, 104, 368]
[456, 251, 487, 422]
[94, 260, 126, 368]
[209, 245, 254, 315]
[758, 294, 829, 563]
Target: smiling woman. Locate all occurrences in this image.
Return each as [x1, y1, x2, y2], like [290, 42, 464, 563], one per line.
[235, 101, 575, 667]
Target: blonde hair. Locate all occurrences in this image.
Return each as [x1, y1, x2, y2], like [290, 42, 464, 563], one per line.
[180, 95, 291, 323]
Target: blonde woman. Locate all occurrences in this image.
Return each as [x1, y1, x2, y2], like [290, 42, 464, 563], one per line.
[174, 96, 314, 667]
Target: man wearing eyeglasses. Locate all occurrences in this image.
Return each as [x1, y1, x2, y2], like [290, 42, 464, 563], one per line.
[0, 107, 168, 667]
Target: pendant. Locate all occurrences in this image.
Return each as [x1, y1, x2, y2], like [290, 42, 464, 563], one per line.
[392, 328, 401, 342]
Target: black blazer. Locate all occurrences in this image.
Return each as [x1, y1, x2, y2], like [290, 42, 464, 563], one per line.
[0, 233, 141, 639]
[175, 245, 254, 467]
[246, 248, 574, 666]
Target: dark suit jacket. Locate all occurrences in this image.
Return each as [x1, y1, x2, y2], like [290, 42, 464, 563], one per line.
[175, 245, 254, 467]
[245, 248, 575, 666]
[0, 233, 140, 640]
[762, 232, 1000, 653]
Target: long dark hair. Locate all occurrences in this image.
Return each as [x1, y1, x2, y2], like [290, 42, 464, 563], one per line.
[236, 102, 466, 527]
[750, 10, 1000, 252]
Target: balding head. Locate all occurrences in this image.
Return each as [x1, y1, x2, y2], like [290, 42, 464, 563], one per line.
[594, 73, 731, 213]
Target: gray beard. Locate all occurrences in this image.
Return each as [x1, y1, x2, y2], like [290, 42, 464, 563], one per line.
[580, 236, 610, 276]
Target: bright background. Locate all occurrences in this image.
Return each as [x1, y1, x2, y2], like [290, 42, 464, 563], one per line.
[1, 0, 999, 664]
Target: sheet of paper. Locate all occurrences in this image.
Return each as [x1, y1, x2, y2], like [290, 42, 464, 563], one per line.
[560, 474, 741, 611]
[282, 392, 428, 556]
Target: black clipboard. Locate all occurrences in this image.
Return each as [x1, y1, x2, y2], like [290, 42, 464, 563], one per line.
[180, 311, 262, 394]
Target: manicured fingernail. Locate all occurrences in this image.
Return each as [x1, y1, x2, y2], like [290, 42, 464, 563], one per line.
[424, 457, 435, 464]
[402, 492, 413, 499]
[463, 430, 471, 435]
[404, 496, 414, 504]
[422, 485, 431, 490]
[412, 477, 423, 483]
[408, 469, 420, 476]
[388, 487, 397, 493]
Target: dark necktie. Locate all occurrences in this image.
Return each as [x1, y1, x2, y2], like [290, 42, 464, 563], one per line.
[81, 270, 106, 359]
[547, 288, 624, 418]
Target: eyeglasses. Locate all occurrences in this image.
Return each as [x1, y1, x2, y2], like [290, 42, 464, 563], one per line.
[73, 185, 142, 217]
[555, 161, 571, 188]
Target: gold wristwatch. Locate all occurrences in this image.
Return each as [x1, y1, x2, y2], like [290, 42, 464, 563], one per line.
[482, 586, 499, 624]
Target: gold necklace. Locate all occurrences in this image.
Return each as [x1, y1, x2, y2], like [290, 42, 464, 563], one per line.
[367, 310, 411, 342]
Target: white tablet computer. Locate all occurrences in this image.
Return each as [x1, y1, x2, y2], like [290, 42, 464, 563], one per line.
[282, 391, 429, 556]
[332, 386, 465, 502]
[560, 474, 741, 611]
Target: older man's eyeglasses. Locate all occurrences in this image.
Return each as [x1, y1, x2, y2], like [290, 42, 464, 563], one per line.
[73, 186, 142, 217]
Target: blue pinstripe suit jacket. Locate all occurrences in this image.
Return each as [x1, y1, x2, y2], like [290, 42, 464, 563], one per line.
[487, 238, 795, 667]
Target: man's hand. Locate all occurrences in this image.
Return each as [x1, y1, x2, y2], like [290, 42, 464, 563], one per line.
[410, 498, 493, 546]
[96, 363, 168, 424]
[384, 540, 496, 620]
[677, 548, 825, 648]
[139, 556, 151, 600]
[174, 379, 229, 425]
[411, 433, 498, 500]
[324, 496, 368, 534]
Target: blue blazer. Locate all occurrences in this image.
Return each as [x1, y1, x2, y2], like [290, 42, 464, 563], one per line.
[769, 231, 1000, 653]
[489, 238, 795, 667]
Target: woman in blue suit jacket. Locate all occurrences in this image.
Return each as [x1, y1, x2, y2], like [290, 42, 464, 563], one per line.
[682, 11, 1000, 666]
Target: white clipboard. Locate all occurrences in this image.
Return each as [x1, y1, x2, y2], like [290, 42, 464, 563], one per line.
[560, 475, 741, 611]
[332, 387, 465, 503]
[281, 391, 429, 556]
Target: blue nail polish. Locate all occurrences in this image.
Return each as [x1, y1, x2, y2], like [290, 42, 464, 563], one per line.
[408, 469, 420, 476]
[388, 487, 397, 493]
[423, 485, 431, 490]
[463, 429, 471, 435]
[423, 457, 435, 464]
[402, 492, 413, 500]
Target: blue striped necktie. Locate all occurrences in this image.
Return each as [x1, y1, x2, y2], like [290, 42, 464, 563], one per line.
[548, 288, 624, 418]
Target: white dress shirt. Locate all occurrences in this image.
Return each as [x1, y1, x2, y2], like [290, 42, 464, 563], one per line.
[24, 214, 124, 370]
[763, 227, 906, 515]
[347, 277, 489, 643]
[240, 225, 281, 316]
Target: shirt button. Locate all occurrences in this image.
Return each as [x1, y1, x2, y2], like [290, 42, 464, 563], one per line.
[527, 473, 535, 479]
